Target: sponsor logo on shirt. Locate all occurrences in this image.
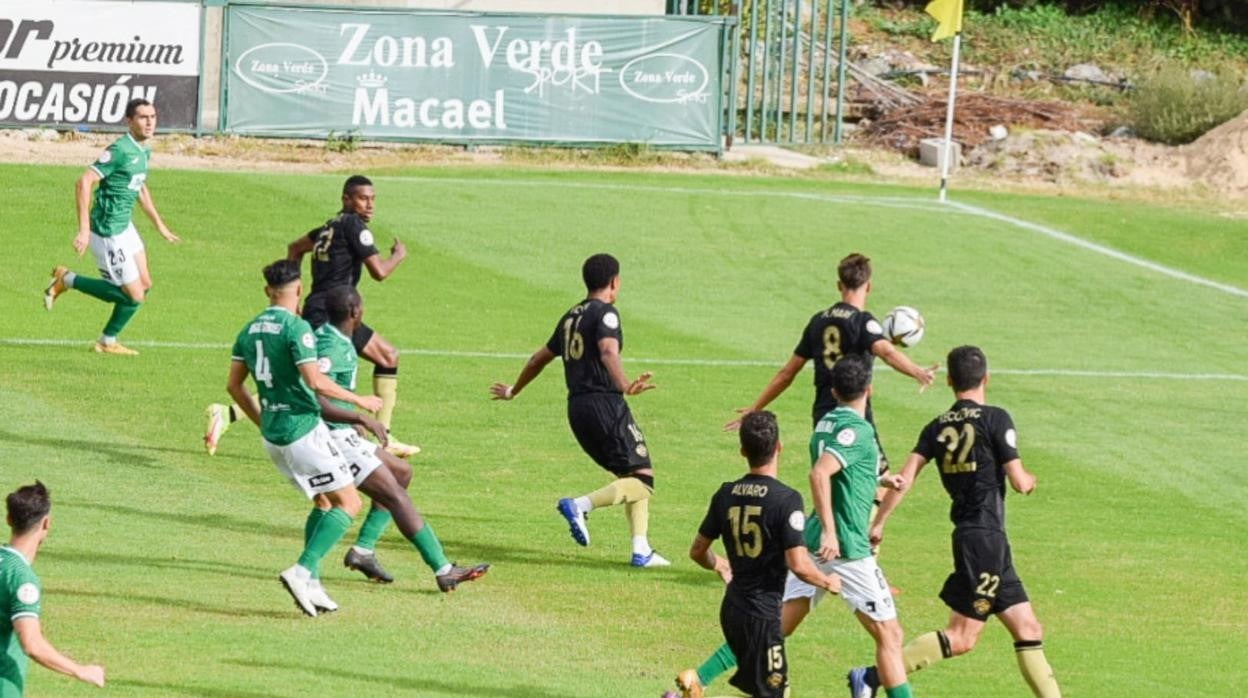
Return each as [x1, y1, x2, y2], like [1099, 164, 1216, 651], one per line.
[866, 319, 883, 335]
[836, 428, 857, 446]
[603, 312, 619, 330]
[1005, 428, 1017, 449]
[789, 510, 806, 531]
[16, 582, 39, 605]
[359, 229, 374, 246]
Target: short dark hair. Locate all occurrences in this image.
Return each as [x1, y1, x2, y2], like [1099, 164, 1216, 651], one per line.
[838, 253, 872, 290]
[326, 285, 361, 325]
[740, 411, 780, 468]
[582, 253, 620, 292]
[948, 345, 988, 392]
[263, 259, 301, 288]
[831, 354, 872, 402]
[343, 175, 373, 196]
[6, 481, 50, 535]
[125, 98, 152, 119]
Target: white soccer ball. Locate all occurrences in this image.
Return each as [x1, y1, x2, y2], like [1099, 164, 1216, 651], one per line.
[882, 306, 925, 348]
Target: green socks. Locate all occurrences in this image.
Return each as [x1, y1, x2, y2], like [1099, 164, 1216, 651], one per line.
[885, 683, 914, 698]
[72, 276, 143, 338]
[298, 507, 352, 576]
[71, 275, 130, 303]
[355, 505, 393, 551]
[409, 524, 451, 574]
[302, 508, 328, 579]
[697, 643, 738, 687]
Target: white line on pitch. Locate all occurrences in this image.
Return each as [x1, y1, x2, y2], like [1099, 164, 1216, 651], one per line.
[4, 338, 1245, 381]
[375, 175, 1248, 301]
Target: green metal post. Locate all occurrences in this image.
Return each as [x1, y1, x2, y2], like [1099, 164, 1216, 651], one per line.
[759, 0, 773, 142]
[745, 0, 760, 142]
[774, 0, 787, 142]
[833, 0, 850, 144]
[819, 0, 833, 142]
[804, 0, 817, 143]
[788, 0, 800, 142]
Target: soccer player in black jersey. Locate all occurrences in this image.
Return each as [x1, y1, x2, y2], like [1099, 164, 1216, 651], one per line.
[847, 346, 1061, 698]
[689, 411, 840, 698]
[726, 254, 935, 465]
[203, 175, 419, 464]
[491, 254, 666, 567]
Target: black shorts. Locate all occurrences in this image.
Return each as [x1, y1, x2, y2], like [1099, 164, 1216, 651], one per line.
[720, 597, 789, 698]
[303, 292, 375, 355]
[940, 527, 1029, 619]
[566, 393, 651, 476]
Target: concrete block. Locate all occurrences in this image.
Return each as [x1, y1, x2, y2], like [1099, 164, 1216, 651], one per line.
[919, 138, 961, 171]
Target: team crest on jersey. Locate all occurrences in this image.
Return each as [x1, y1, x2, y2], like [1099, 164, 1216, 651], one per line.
[836, 428, 857, 446]
[359, 229, 374, 246]
[97, 149, 112, 164]
[317, 357, 332, 373]
[866, 319, 884, 335]
[1005, 428, 1017, 448]
[603, 312, 619, 329]
[788, 510, 806, 531]
[767, 673, 785, 689]
[973, 598, 992, 616]
[301, 333, 315, 349]
[16, 583, 39, 605]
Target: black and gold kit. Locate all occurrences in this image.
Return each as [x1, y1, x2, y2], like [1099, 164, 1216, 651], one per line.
[913, 399, 1030, 619]
[793, 302, 890, 470]
[698, 474, 806, 698]
[545, 298, 649, 475]
[301, 211, 381, 351]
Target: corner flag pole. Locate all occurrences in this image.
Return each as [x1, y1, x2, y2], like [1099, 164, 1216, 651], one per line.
[938, 31, 961, 203]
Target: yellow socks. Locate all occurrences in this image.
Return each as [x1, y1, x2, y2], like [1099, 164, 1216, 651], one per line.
[373, 372, 398, 429]
[584, 476, 651, 509]
[1015, 641, 1061, 697]
[625, 497, 649, 539]
[903, 631, 952, 674]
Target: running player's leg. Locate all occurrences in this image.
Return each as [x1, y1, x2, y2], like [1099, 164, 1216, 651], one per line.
[133, 248, 153, 293]
[357, 326, 420, 456]
[998, 603, 1059, 696]
[678, 566, 820, 695]
[344, 445, 410, 582]
[855, 613, 912, 698]
[353, 450, 410, 554]
[355, 453, 488, 591]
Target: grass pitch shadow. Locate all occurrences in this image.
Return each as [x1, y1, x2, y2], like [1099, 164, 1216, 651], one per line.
[53, 588, 293, 620]
[225, 658, 579, 698]
[111, 678, 281, 697]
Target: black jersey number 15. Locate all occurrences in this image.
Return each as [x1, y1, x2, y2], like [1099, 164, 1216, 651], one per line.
[727, 505, 764, 558]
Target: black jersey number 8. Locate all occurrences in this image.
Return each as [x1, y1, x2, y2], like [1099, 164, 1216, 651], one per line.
[727, 505, 764, 558]
[821, 325, 843, 370]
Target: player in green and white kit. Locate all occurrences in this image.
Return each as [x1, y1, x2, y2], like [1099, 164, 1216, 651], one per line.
[2, 481, 105, 695]
[225, 260, 383, 617]
[313, 286, 489, 591]
[44, 98, 180, 355]
[674, 355, 913, 698]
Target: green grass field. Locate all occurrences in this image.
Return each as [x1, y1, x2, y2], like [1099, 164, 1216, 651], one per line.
[1, 163, 1246, 697]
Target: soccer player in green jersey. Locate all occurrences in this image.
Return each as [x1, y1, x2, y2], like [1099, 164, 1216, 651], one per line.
[226, 260, 384, 617]
[313, 285, 489, 591]
[675, 356, 913, 698]
[44, 98, 181, 356]
[3, 481, 105, 695]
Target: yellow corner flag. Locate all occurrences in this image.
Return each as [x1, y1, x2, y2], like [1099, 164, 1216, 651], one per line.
[925, 0, 964, 41]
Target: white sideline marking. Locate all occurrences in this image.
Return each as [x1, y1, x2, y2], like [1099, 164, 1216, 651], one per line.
[4, 338, 1245, 381]
[378, 175, 1248, 301]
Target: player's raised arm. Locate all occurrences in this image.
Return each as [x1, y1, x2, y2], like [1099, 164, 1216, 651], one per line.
[362, 237, 407, 282]
[1003, 459, 1037, 495]
[872, 338, 937, 391]
[598, 337, 655, 396]
[14, 618, 105, 688]
[137, 185, 179, 243]
[226, 360, 262, 428]
[491, 345, 557, 400]
[725, 354, 807, 431]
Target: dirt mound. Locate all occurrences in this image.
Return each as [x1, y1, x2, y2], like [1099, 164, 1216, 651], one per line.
[1181, 110, 1248, 195]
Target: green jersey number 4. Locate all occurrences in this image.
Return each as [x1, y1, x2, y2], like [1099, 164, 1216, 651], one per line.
[254, 341, 274, 388]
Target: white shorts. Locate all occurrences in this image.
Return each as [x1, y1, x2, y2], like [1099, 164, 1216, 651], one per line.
[329, 427, 384, 486]
[90, 223, 145, 286]
[264, 422, 354, 498]
[783, 553, 897, 622]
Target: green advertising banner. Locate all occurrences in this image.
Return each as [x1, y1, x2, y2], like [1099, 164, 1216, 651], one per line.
[222, 4, 729, 149]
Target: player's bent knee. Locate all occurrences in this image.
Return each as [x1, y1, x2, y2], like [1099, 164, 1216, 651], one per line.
[629, 472, 655, 490]
[328, 487, 363, 517]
